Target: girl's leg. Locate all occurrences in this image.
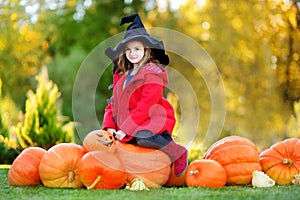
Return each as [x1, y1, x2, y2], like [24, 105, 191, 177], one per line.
[134, 130, 188, 176]
[134, 130, 171, 148]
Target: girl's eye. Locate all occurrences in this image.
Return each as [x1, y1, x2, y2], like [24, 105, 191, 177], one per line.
[125, 46, 143, 54]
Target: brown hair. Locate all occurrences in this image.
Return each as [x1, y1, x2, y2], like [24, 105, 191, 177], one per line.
[117, 42, 160, 73]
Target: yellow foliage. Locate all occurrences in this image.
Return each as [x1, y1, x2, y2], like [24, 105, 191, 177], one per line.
[287, 101, 300, 138]
[231, 17, 243, 30]
[288, 10, 297, 29]
[0, 39, 7, 51]
[288, 61, 300, 81]
[0, 134, 18, 149]
[10, 12, 17, 21]
[19, 22, 28, 35]
[188, 142, 205, 162]
[67, 0, 77, 8]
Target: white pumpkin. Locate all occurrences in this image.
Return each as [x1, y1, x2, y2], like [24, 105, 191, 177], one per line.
[252, 170, 275, 188]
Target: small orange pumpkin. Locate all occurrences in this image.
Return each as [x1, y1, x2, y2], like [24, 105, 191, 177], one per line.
[203, 135, 262, 185]
[8, 147, 46, 186]
[186, 159, 227, 188]
[39, 143, 86, 188]
[164, 164, 186, 187]
[116, 141, 171, 188]
[78, 151, 127, 190]
[83, 130, 116, 153]
[259, 138, 300, 185]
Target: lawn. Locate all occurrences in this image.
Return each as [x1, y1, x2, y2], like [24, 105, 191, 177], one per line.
[1, 167, 300, 200]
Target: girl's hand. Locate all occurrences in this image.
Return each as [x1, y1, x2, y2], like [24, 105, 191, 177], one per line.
[115, 130, 126, 140]
[107, 128, 116, 135]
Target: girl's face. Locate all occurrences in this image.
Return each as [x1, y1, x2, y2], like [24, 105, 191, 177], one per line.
[124, 40, 145, 66]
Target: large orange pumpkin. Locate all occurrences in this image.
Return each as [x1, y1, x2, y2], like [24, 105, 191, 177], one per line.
[39, 143, 86, 188]
[259, 138, 300, 185]
[83, 130, 116, 153]
[116, 141, 171, 188]
[164, 164, 186, 187]
[203, 135, 262, 185]
[8, 147, 46, 186]
[78, 151, 127, 190]
[186, 159, 227, 188]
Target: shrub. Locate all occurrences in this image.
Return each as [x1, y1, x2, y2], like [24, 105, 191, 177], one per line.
[12, 67, 74, 150]
[0, 79, 19, 164]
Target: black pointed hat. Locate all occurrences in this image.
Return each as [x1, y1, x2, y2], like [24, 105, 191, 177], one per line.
[105, 14, 169, 66]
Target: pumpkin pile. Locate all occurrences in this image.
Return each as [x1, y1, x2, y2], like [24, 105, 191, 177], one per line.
[8, 130, 176, 189]
[7, 132, 300, 189]
[203, 136, 262, 185]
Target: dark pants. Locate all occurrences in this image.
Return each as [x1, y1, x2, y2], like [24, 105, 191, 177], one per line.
[129, 130, 173, 149]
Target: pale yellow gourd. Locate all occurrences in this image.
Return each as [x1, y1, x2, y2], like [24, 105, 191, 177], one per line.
[251, 170, 275, 188]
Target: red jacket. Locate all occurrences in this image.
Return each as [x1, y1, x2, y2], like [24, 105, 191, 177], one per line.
[102, 62, 176, 142]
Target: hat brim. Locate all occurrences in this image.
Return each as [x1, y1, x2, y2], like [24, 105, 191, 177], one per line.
[105, 33, 169, 66]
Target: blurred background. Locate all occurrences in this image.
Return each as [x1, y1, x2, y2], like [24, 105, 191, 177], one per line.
[0, 0, 300, 163]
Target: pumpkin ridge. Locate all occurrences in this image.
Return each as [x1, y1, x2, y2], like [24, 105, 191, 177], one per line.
[40, 161, 68, 175]
[277, 165, 291, 184]
[41, 169, 71, 181]
[282, 141, 295, 160]
[273, 138, 298, 159]
[42, 147, 82, 175]
[289, 165, 300, 178]
[223, 162, 262, 176]
[266, 167, 280, 183]
[289, 140, 300, 160]
[223, 161, 262, 167]
[24, 152, 43, 162]
[49, 176, 70, 187]
[9, 168, 39, 185]
[293, 163, 300, 171]
[204, 136, 257, 158]
[208, 145, 259, 165]
[271, 146, 289, 161]
[259, 150, 287, 166]
[260, 159, 281, 172]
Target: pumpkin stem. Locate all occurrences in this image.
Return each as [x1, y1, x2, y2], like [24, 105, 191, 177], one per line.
[189, 169, 199, 175]
[68, 171, 74, 183]
[87, 175, 102, 190]
[282, 158, 293, 167]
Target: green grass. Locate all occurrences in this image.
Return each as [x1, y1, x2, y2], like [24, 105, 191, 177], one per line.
[1, 167, 300, 200]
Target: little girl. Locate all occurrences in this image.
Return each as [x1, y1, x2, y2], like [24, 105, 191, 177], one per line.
[103, 14, 187, 176]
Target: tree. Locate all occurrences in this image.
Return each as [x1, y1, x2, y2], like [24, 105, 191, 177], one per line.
[43, 1, 151, 129]
[0, 0, 49, 107]
[155, 0, 300, 148]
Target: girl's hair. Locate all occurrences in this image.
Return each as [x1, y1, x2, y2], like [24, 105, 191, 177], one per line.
[117, 41, 160, 72]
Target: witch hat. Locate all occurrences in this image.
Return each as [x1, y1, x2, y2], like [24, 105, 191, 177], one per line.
[105, 14, 169, 66]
